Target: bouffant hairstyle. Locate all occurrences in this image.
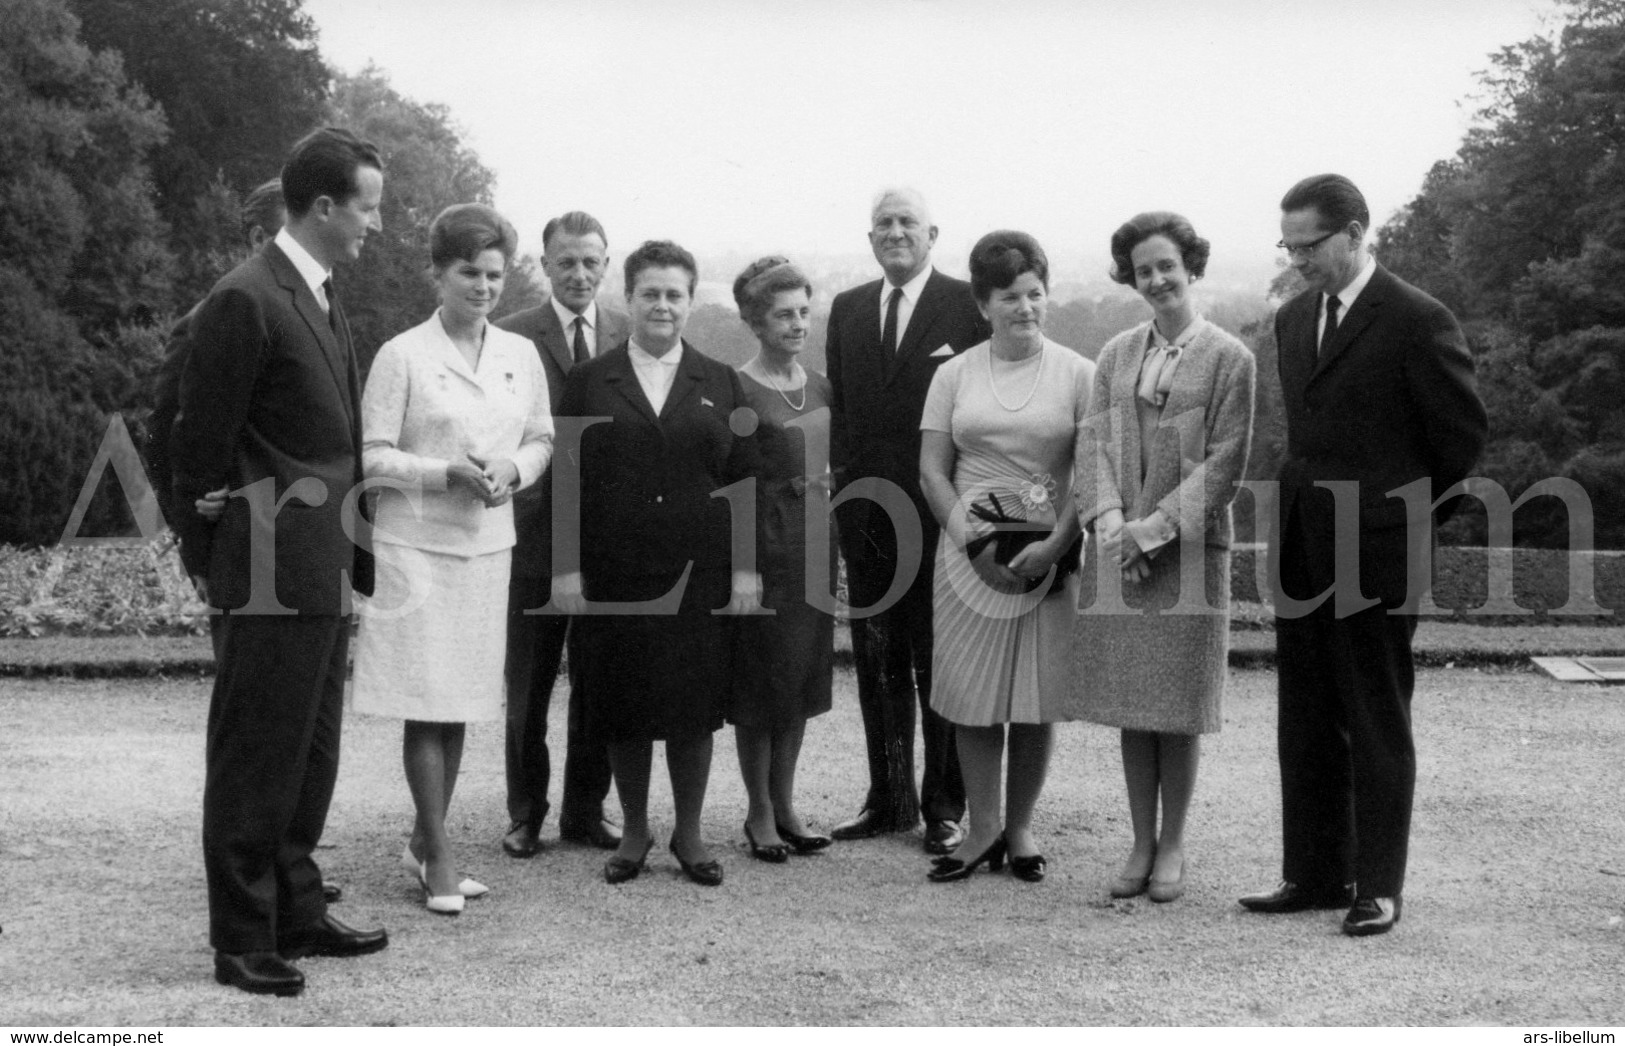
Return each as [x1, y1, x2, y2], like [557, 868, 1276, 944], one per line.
[624, 239, 698, 296]
[428, 203, 519, 269]
[239, 179, 284, 244]
[1107, 212, 1211, 286]
[732, 256, 812, 329]
[542, 210, 607, 252]
[969, 230, 1049, 303]
[1280, 173, 1370, 233]
[281, 127, 382, 218]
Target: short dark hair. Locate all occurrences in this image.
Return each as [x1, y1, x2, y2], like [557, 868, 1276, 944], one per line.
[281, 127, 382, 218]
[624, 240, 698, 297]
[1280, 173, 1370, 232]
[542, 211, 607, 253]
[428, 203, 518, 269]
[732, 255, 812, 329]
[969, 230, 1049, 302]
[239, 179, 284, 244]
[1108, 212, 1211, 286]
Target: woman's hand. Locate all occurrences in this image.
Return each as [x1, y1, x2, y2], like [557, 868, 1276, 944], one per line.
[1005, 534, 1062, 583]
[969, 539, 1026, 590]
[446, 459, 494, 501]
[551, 572, 587, 616]
[468, 454, 519, 507]
[725, 570, 765, 615]
[194, 485, 229, 522]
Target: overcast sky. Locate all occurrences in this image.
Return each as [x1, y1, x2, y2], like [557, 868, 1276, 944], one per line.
[301, 0, 1554, 286]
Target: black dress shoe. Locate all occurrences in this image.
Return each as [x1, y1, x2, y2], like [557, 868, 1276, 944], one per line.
[603, 837, 654, 884]
[831, 808, 901, 841]
[1009, 853, 1046, 883]
[1343, 896, 1402, 936]
[278, 913, 389, 960]
[560, 816, 623, 850]
[669, 836, 723, 886]
[927, 835, 1007, 883]
[322, 883, 342, 904]
[502, 821, 544, 858]
[743, 824, 789, 863]
[215, 951, 305, 997]
[1238, 880, 1356, 914]
[775, 822, 833, 854]
[923, 819, 965, 855]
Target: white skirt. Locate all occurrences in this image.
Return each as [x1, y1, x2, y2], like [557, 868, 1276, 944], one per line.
[350, 541, 510, 723]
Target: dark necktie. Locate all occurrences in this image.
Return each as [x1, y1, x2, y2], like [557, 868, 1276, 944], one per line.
[882, 287, 903, 358]
[322, 277, 340, 335]
[1319, 294, 1341, 356]
[572, 315, 589, 364]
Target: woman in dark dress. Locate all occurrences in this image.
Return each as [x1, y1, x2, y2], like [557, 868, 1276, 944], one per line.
[729, 257, 836, 862]
[554, 240, 762, 887]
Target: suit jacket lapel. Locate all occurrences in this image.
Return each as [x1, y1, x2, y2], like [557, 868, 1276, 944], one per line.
[1311, 269, 1385, 380]
[537, 300, 575, 377]
[886, 271, 946, 385]
[660, 341, 706, 421]
[1116, 326, 1152, 499]
[597, 307, 630, 353]
[602, 346, 660, 425]
[267, 244, 355, 427]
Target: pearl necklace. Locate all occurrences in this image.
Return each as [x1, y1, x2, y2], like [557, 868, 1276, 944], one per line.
[986, 341, 1045, 412]
[759, 360, 806, 411]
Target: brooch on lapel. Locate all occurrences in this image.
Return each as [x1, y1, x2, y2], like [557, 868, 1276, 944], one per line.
[503, 371, 515, 392]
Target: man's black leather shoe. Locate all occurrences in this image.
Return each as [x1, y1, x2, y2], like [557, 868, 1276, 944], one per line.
[278, 913, 389, 960]
[923, 819, 965, 855]
[560, 815, 622, 850]
[1342, 896, 1402, 936]
[502, 821, 544, 858]
[1238, 880, 1356, 913]
[215, 951, 305, 996]
[322, 883, 342, 903]
[831, 808, 905, 841]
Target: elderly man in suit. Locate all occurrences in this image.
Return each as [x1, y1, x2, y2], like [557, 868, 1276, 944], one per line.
[1240, 174, 1487, 936]
[173, 127, 389, 996]
[825, 188, 990, 853]
[495, 211, 629, 857]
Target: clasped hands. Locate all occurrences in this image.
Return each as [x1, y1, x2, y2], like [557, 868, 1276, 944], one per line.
[448, 454, 520, 507]
[1097, 508, 1152, 584]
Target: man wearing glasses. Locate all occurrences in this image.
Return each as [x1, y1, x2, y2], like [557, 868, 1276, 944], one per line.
[1240, 174, 1486, 936]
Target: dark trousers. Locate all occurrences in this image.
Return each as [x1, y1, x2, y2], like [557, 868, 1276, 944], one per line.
[838, 507, 964, 828]
[1275, 518, 1419, 898]
[503, 574, 612, 829]
[202, 612, 347, 953]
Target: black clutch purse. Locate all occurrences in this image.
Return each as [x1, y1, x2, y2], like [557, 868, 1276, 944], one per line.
[962, 492, 1082, 589]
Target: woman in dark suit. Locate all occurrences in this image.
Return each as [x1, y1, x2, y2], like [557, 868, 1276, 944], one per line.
[553, 240, 761, 887]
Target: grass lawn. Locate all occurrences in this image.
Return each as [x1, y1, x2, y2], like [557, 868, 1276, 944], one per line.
[0, 666, 1622, 1026]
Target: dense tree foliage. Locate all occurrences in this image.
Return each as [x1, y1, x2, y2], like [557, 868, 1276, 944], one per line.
[71, 0, 329, 301]
[1376, 0, 1625, 547]
[0, 0, 173, 545]
[325, 65, 499, 376]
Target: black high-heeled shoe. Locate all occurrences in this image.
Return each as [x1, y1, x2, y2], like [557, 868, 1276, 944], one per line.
[775, 822, 833, 854]
[743, 824, 790, 863]
[603, 837, 654, 885]
[670, 836, 724, 886]
[927, 835, 1007, 882]
[1009, 852, 1047, 882]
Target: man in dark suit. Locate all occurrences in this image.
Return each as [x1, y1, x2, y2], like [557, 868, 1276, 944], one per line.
[825, 188, 990, 853]
[1240, 174, 1487, 936]
[495, 211, 629, 857]
[173, 128, 389, 996]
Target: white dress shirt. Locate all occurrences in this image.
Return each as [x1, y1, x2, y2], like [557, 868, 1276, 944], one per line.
[550, 297, 599, 356]
[1322, 255, 1377, 343]
[629, 339, 683, 415]
[878, 263, 935, 344]
[273, 228, 331, 309]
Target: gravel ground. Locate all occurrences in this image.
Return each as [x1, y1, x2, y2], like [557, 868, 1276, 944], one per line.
[0, 666, 1621, 1026]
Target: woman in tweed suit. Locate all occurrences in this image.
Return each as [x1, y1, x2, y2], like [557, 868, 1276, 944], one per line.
[1071, 212, 1255, 903]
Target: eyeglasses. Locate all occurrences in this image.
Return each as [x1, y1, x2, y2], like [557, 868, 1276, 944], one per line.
[1276, 229, 1340, 261]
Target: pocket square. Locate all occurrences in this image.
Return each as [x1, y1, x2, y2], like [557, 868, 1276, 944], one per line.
[929, 344, 954, 358]
[701, 396, 715, 407]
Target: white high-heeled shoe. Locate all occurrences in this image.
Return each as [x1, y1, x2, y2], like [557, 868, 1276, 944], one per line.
[400, 845, 490, 899]
[422, 870, 465, 917]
